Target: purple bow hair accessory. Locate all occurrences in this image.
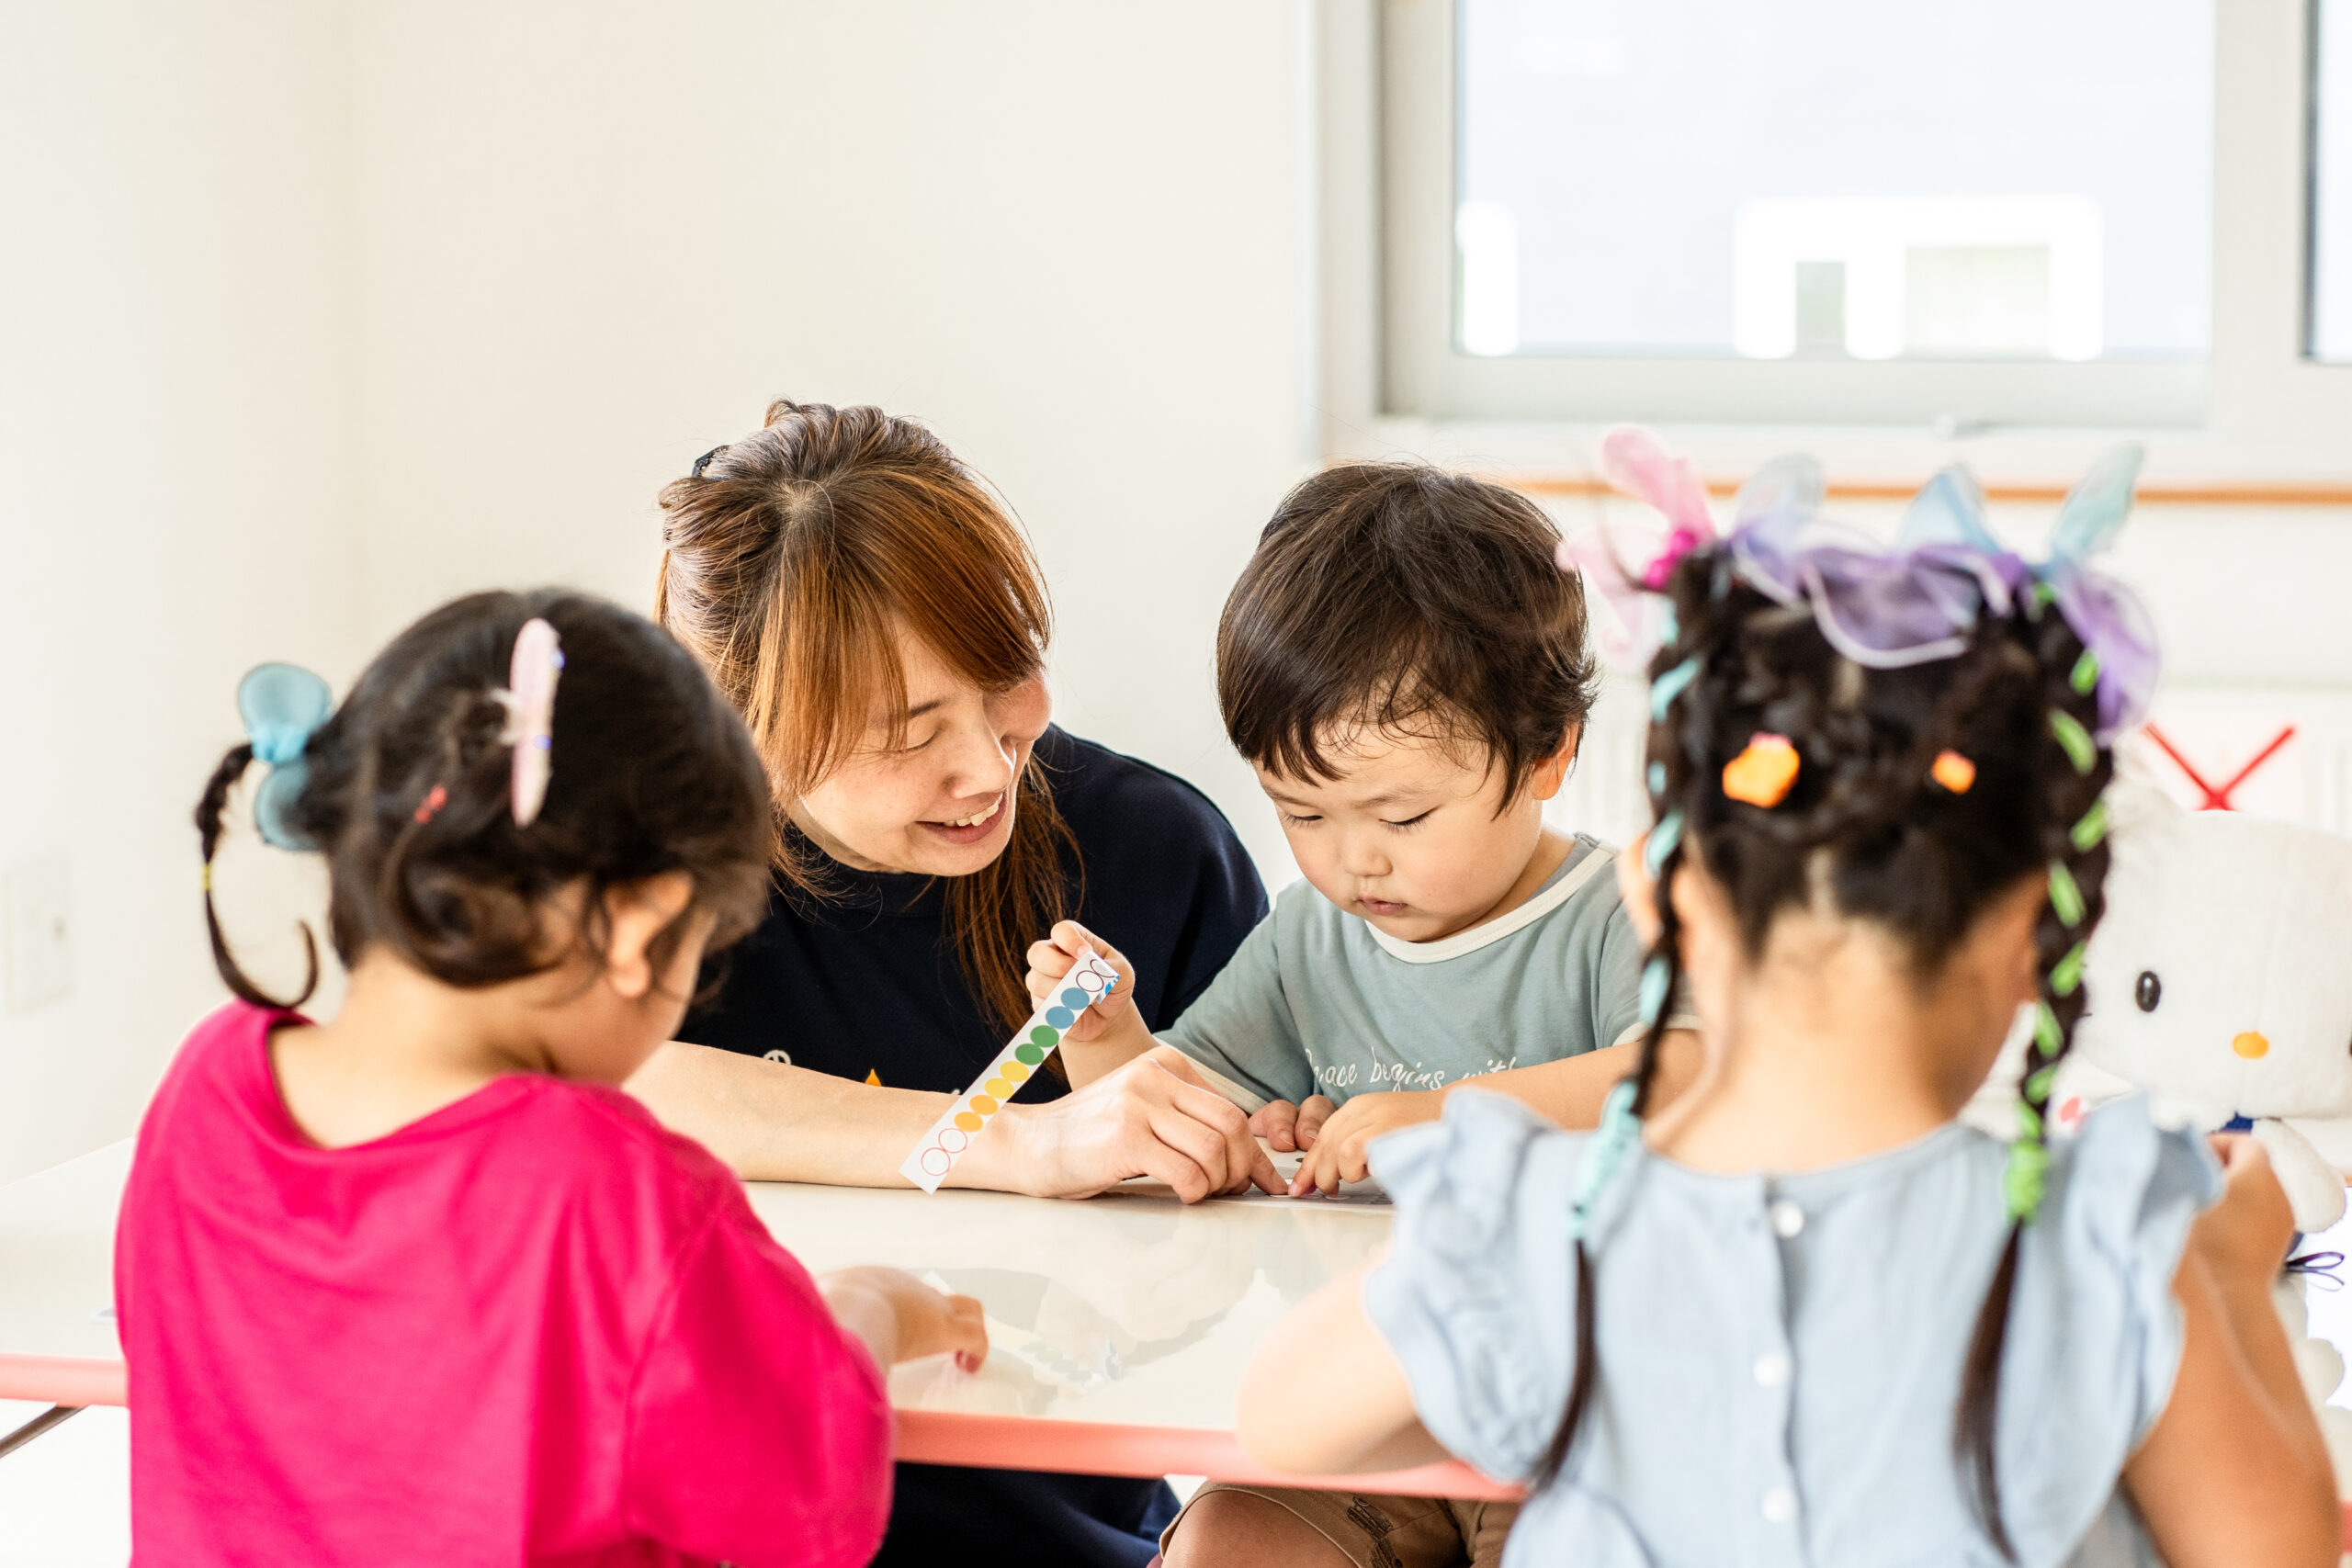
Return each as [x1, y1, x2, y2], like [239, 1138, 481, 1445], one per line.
[1569, 429, 2158, 740]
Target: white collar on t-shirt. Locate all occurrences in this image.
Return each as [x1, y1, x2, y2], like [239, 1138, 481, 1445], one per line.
[1364, 842, 1616, 965]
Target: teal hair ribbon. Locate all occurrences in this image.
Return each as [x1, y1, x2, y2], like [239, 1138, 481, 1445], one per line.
[1566, 1080, 1640, 1242]
[237, 663, 334, 851]
[1644, 810, 1683, 878]
[1636, 954, 1671, 1026]
[1650, 656, 1702, 721]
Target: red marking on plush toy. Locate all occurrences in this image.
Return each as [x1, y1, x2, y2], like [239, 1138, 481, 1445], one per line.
[2140, 722, 2297, 811]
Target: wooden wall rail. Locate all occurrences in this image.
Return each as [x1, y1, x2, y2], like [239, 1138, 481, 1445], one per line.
[1507, 477, 2352, 508]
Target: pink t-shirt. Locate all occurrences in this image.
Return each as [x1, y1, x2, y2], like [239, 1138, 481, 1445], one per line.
[117, 1000, 892, 1567]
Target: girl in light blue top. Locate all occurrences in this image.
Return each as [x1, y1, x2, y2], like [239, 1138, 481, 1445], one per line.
[1233, 449, 2340, 1566]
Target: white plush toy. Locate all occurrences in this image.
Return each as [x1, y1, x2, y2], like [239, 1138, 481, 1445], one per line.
[2058, 785, 2352, 1233]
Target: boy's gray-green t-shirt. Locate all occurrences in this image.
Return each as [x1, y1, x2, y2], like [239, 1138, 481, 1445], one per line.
[1160, 835, 1648, 1111]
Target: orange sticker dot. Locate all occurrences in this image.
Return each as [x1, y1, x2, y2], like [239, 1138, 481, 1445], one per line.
[984, 1077, 1012, 1100]
[1001, 1061, 1031, 1082]
[969, 1096, 999, 1116]
[954, 1111, 984, 1133]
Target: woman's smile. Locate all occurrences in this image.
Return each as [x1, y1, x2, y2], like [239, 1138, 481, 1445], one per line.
[918, 793, 1007, 845]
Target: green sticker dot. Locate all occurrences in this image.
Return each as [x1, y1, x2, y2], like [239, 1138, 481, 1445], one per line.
[1029, 1025, 1060, 1048]
[1015, 1043, 1046, 1066]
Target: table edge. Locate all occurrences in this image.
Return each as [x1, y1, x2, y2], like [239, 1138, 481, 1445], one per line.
[6, 1354, 2351, 1546]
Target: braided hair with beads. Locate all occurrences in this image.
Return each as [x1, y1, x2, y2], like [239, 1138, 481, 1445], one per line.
[1532, 507, 2129, 1562]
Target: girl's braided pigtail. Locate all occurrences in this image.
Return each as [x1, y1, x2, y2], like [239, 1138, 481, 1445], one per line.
[1530, 626, 1710, 1491]
[1953, 610, 2115, 1561]
[195, 743, 320, 1010]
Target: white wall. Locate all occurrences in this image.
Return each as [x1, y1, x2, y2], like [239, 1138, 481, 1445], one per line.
[0, 1, 1317, 1184]
[345, 0, 1317, 881]
[0, 0, 364, 1184]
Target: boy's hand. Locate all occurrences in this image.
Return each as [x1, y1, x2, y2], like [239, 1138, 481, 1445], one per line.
[2192, 1134, 2297, 1294]
[820, 1264, 989, 1371]
[1024, 920, 1141, 1046]
[1291, 1089, 1444, 1197]
[1250, 1096, 1337, 1153]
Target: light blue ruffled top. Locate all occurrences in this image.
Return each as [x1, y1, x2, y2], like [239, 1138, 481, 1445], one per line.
[1363, 1092, 2220, 1568]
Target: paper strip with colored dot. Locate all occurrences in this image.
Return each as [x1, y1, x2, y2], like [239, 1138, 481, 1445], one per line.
[899, 946, 1122, 1193]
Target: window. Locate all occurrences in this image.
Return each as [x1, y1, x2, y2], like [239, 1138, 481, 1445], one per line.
[1373, 0, 2343, 431]
[2311, 0, 2352, 360]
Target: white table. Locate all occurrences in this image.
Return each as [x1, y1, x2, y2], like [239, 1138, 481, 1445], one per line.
[0, 1141, 1505, 1499]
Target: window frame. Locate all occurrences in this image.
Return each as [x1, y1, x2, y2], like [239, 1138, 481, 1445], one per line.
[1329, 0, 2352, 466]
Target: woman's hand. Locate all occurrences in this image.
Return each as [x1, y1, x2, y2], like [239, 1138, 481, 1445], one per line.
[1026, 920, 1149, 1049]
[819, 1264, 988, 1371]
[1289, 1090, 1443, 1197]
[1003, 1046, 1283, 1201]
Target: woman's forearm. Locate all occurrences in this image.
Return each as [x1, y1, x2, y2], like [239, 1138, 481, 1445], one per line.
[1058, 1011, 1160, 1089]
[625, 1041, 956, 1184]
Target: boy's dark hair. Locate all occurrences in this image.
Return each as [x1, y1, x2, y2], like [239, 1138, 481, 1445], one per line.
[1216, 463, 1600, 803]
[1534, 552, 2113, 1564]
[196, 590, 775, 1009]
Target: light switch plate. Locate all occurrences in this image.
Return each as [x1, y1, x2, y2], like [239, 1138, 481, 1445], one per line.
[4, 856, 74, 1014]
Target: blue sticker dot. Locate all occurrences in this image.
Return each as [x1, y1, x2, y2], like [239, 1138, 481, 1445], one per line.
[1060, 987, 1089, 1010]
[1046, 1006, 1074, 1028]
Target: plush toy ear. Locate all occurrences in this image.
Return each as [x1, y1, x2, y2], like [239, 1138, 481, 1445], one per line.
[2100, 777, 2182, 838]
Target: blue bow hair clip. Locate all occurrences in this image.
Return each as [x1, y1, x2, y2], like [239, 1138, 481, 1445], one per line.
[237, 663, 334, 851]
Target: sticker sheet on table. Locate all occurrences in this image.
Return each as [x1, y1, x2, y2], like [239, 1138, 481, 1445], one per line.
[901, 947, 1120, 1193]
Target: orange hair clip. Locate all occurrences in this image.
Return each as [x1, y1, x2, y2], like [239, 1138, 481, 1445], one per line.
[1723, 733, 1800, 807]
[1930, 750, 1977, 795]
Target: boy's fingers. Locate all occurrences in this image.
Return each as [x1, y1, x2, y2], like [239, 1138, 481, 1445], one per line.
[1295, 1095, 1337, 1149]
[1252, 1100, 1301, 1152]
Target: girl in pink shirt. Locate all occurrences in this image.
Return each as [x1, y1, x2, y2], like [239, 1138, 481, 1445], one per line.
[119, 590, 985, 1567]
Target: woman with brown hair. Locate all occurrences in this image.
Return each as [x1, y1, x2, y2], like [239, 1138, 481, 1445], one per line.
[625, 399, 1274, 1568]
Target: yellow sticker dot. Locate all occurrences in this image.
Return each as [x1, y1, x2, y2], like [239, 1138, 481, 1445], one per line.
[984, 1077, 1012, 1100]
[969, 1096, 999, 1115]
[1001, 1061, 1031, 1082]
[954, 1111, 983, 1133]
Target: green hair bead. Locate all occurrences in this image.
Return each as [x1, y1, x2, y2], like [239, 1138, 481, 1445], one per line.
[2050, 942, 2086, 997]
[2048, 860, 2086, 927]
[2069, 797, 2109, 853]
[2033, 1001, 2063, 1058]
[2024, 1062, 2062, 1102]
[2015, 1101, 2043, 1142]
[2004, 1137, 2052, 1223]
[2069, 648, 2100, 694]
[2049, 710, 2097, 775]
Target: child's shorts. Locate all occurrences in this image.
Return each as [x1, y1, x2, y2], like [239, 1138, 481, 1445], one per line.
[1160, 1481, 1518, 1567]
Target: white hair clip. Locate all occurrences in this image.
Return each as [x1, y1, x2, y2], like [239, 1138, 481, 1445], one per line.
[495, 617, 564, 826]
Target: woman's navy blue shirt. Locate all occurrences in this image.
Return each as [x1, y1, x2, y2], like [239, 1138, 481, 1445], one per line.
[678, 725, 1267, 1568]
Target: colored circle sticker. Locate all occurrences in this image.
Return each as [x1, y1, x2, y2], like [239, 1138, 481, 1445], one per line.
[938, 1128, 968, 1153]
[921, 1148, 952, 1176]
[1046, 1007, 1075, 1029]
[954, 1111, 983, 1133]
[1029, 1025, 1060, 1048]
[1001, 1060, 1031, 1081]
[984, 1077, 1012, 1100]
[969, 1096, 999, 1116]
[1015, 1043, 1045, 1066]
[1060, 987, 1090, 1010]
